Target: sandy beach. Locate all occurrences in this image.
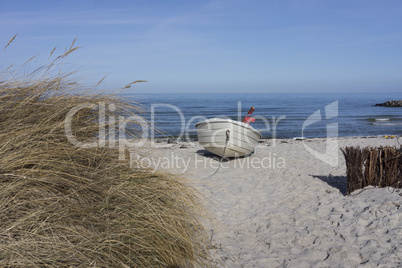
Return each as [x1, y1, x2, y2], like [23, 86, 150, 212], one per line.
[132, 136, 402, 267]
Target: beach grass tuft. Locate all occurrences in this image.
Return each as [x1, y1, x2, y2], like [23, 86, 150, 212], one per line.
[0, 38, 211, 267]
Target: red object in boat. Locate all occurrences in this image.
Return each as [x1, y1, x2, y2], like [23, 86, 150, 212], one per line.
[242, 106, 255, 124]
[243, 116, 256, 123]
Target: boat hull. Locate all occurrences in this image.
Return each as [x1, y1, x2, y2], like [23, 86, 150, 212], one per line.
[195, 118, 261, 158]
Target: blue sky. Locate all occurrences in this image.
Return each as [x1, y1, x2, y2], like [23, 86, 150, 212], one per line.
[1, 0, 401, 93]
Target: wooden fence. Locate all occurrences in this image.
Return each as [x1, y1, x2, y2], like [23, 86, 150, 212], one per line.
[341, 146, 402, 195]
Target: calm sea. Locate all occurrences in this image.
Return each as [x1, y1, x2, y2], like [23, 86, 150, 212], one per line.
[123, 93, 402, 140]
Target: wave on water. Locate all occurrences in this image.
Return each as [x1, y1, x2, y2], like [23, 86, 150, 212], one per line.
[372, 122, 402, 126]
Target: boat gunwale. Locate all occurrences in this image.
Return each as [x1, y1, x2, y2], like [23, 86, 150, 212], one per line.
[195, 118, 262, 139]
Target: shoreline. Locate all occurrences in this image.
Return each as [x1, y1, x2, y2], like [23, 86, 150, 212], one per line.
[150, 134, 401, 143]
[139, 136, 402, 267]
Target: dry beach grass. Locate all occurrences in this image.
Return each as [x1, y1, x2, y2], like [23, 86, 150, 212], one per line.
[0, 38, 211, 267]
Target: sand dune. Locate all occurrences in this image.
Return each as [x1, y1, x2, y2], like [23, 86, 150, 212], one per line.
[136, 136, 402, 267]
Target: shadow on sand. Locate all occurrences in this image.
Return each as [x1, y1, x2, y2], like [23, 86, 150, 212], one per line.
[195, 150, 251, 162]
[195, 150, 220, 160]
[311, 174, 347, 195]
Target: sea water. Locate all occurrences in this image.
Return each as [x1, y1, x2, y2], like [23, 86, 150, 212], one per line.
[123, 93, 402, 139]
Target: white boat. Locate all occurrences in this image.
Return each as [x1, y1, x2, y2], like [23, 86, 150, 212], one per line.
[195, 118, 262, 158]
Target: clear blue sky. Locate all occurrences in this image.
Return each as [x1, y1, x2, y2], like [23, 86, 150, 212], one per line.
[1, 0, 401, 93]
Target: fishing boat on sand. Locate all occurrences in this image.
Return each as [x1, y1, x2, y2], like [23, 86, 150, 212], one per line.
[195, 107, 262, 158]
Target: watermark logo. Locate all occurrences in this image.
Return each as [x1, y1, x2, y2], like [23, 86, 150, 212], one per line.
[130, 152, 286, 173]
[63, 100, 340, 167]
[302, 101, 339, 167]
[64, 102, 148, 160]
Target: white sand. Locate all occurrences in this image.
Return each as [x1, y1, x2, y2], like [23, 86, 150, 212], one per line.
[133, 136, 402, 267]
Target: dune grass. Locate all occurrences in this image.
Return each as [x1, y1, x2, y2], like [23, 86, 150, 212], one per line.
[0, 39, 211, 267]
